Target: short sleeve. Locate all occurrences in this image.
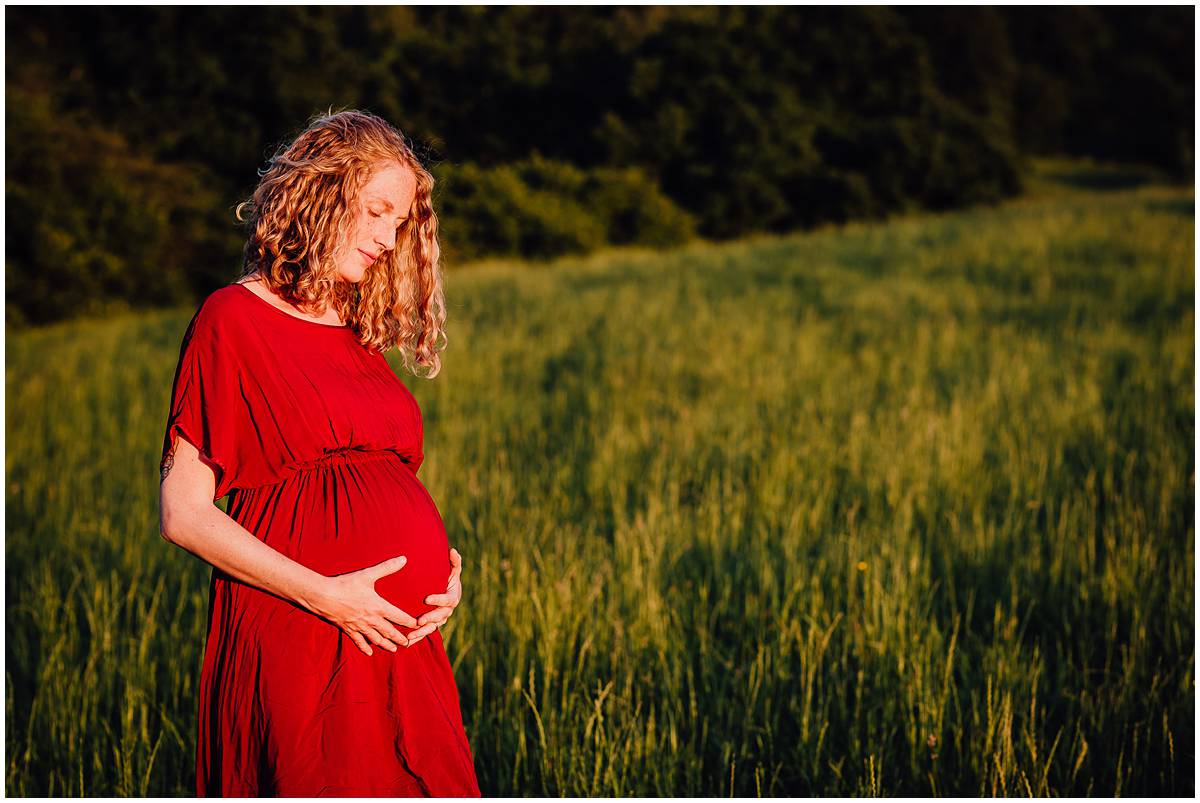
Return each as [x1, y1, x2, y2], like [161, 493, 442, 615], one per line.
[160, 304, 252, 500]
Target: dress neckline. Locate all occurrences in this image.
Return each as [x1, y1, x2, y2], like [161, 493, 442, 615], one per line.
[231, 282, 351, 329]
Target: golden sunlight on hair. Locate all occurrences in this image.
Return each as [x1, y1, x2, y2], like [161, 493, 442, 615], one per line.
[235, 109, 447, 377]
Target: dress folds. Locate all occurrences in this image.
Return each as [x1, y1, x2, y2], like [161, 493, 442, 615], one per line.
[160, 283, 481, 796]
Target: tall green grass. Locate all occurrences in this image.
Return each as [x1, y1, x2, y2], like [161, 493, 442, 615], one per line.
[6, 168, 1193, 795]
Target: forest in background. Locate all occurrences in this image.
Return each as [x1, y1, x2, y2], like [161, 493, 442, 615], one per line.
[4, 6, 1193, 326]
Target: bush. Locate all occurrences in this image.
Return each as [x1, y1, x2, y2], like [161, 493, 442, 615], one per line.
[581, 165, 698, 247]
[433, 155, 695, 264]
[6, 88, 239, 327]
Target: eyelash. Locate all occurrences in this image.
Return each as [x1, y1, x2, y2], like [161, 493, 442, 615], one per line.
[369, 211, 408, 227]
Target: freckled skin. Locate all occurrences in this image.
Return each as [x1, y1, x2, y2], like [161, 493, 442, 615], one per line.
[232, 163, 418, 326]
[333, 163, 418, 284]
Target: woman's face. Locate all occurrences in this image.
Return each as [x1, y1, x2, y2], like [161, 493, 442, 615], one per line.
[335, 162, 418, 283]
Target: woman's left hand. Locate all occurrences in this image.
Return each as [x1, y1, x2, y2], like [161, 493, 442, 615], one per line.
[408, 547, 463, 646]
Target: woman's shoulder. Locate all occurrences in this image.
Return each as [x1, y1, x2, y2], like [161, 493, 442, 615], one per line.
[202, 282, 249, 309]
[186, 283, 257, 341]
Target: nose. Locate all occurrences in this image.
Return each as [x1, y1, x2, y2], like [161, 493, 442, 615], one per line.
[374, 221, 396, 252]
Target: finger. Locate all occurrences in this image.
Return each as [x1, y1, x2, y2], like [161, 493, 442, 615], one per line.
[371, 555, 408, 581]
[417, 604, 453, 624]
[362, 625, 400, 653]
[406, 622, 438, 646]
[424, 589, 459, 607]
[425, 578, 460, 603]
[374, 618, 411, 647]
[380, 601, 419, 629]
[446, 561, 462, 588]
[417, 605, 453, 627]
[445, 550, 462, 581]
[348, 630, 373, 657]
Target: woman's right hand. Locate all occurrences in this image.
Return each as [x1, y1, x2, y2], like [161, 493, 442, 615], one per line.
[308, 556, 419, 656]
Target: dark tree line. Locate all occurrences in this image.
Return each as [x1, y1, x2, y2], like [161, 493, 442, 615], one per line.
[5, 6, 1192, 325]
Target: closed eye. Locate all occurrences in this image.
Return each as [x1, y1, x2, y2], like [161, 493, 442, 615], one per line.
[370, 210, 408, 227]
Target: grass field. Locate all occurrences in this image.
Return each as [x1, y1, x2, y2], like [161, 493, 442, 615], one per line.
[5, 162, 1194, 795]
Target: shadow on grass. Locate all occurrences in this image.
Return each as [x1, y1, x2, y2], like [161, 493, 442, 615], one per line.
[1143, 196, 1195, 218]
[1039, 164, 1166, 192]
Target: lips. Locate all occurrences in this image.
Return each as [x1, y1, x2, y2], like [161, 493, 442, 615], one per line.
[358, 249, 378, 265]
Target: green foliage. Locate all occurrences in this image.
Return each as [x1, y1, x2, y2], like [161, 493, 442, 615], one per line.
[5, 174, 1193, 795]
[1002, 8, 1194, 177]
[435, 156, 695, 263]
[3, 6, 1191, 326]
[582, 164, 699, 248]
[4, 87, 241, 327]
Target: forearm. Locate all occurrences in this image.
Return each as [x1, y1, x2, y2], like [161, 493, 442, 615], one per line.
[162, 501, 329, 613]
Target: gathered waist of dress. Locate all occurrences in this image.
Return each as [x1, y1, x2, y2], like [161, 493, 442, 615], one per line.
[290, 446, 413, 472]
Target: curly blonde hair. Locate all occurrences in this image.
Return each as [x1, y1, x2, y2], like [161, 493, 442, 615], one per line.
[235, 109, 446, 377]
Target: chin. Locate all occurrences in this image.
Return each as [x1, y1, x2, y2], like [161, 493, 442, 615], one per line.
[337, 266, 367, 284]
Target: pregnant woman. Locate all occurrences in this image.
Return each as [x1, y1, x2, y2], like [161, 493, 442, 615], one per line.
[157, 110, 481, 796]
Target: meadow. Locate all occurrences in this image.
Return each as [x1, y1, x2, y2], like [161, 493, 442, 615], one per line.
[5, 163, 1194, 795]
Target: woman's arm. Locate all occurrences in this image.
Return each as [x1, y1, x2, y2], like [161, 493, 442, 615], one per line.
[159, 434, 417, 656]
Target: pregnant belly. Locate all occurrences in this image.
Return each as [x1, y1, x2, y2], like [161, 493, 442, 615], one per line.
[229, 449, 451, 627]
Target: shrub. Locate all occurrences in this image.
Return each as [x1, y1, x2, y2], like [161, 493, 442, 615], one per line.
[433, 155, 695, 264]
[6, 88, 237, 327]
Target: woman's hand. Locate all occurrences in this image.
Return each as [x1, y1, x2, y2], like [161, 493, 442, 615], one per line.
[408, 548, 464, 646]
[308, 555, 419, 656]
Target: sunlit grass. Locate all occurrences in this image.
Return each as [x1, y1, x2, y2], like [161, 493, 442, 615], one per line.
[6, 165, 1193, 795]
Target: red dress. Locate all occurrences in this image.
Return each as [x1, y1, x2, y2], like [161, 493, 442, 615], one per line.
[159, 283, 481, 797]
